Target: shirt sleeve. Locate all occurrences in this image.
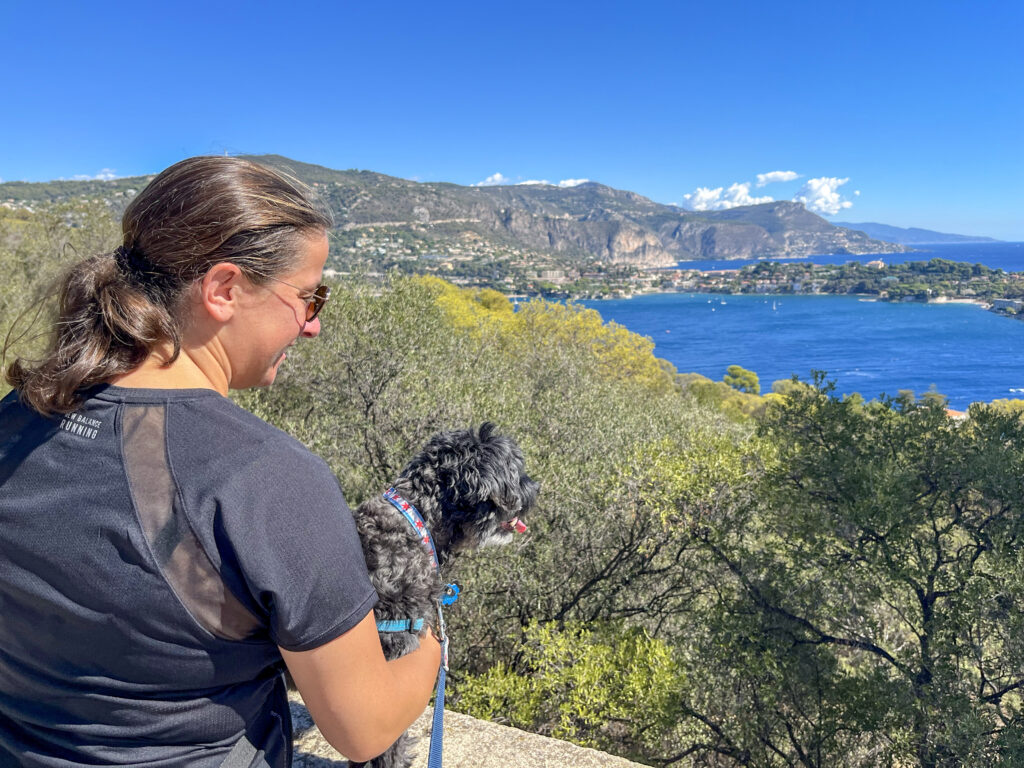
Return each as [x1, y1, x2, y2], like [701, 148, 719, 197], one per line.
[212, 443, 378, 651]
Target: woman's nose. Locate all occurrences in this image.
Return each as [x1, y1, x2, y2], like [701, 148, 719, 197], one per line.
[301, 315, 321, 338]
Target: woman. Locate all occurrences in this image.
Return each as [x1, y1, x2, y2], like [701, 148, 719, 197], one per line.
[0, 157, 440, 767]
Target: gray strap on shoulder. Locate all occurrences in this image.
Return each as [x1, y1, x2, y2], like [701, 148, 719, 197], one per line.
[220, 735, 270, 768]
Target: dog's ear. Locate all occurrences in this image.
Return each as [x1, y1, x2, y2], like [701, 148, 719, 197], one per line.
[518, 471, 540, 514]
[475, 424, 537, 505]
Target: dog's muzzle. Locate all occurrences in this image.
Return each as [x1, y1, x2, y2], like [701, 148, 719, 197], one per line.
[501, 517, 527, 533]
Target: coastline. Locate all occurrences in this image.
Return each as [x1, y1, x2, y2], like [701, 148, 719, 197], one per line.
[576, 291, 1024, 411]
[568, 287, 997, 311]
[928, 296, 991, 308]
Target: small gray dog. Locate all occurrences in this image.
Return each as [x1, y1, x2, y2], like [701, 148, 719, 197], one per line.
[350, 422, 539, 768]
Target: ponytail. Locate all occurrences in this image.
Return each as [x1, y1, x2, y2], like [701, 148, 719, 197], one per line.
[4, 155, 334, 415]
[6, 249, 180, 415]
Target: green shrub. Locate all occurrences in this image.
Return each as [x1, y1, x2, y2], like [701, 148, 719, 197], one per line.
[458, 621, 684, 761]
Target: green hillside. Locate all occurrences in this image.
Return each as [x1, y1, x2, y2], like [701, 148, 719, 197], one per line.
[2, 201, 1023, 767]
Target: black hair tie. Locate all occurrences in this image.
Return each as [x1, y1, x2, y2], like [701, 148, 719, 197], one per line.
[113, 245, 157, 279]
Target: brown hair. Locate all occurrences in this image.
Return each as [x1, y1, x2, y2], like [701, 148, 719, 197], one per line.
[5, 156, 333, 414]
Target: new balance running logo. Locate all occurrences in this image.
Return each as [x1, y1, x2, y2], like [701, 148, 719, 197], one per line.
[59, 412, 102, 440]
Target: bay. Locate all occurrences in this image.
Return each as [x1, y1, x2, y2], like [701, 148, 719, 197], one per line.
[671, 241, 1024, 273]
[580, 243, 1024, 410]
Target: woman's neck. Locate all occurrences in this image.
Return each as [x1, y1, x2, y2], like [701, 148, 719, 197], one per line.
[109, 344, 228, 394]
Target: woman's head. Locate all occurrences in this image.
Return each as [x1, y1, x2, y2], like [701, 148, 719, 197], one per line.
[119, 156, 333, 289]
[5, 156, 334, 414]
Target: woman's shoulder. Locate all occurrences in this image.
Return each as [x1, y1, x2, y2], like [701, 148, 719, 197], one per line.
[92, 385, 307, 449]
[172, 393, 332, 481]
[91, 385, 332, 488]
[185, 392, 311, 451]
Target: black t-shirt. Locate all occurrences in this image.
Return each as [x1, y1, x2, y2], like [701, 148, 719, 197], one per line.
[0, 386, 377, 767]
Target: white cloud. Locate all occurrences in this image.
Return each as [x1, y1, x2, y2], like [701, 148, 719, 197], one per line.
[756, 170, 800, 187]
[793, 177, 854, 215]
[473, 172, 508, 187]
[473, 173, 591, 188]
[472, 174, 591, 189]
[682, 182, 774, 211]
[683, 186, 725, 210]
[518, 178, 590, 187]
[683, 171, 858, 215]
[71, 168, 118, 181]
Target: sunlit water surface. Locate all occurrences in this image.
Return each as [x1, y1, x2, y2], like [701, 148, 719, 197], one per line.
[580, 243, 1024, 409]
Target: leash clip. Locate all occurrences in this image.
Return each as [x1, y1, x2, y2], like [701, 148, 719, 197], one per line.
[434, 599, 449, 671]
[440, 583, 460, 606]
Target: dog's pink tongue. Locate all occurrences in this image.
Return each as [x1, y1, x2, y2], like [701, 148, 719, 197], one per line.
[501, 517, 527, 533]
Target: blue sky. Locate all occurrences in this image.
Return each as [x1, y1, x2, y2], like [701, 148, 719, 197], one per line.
[2, 1, 1021, 239]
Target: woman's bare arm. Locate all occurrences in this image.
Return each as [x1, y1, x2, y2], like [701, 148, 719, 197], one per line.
[280, 611, 441, 762]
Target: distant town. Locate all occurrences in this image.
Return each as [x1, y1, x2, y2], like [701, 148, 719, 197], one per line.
[325, 225, 1024, 319]
[4, 184, 1021, 320]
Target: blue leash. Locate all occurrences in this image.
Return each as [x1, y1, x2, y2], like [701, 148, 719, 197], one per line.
[376, 488, 455, 768]
[428, 599, 449, 768]
[428, 663, 447, 767]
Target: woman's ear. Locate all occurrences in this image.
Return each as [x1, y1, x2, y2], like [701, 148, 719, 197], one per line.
[199, 262, 244, 322]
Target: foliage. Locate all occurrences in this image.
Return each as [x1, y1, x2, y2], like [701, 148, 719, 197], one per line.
[9, 203, 1024, 767]
[666, 377, 1024, 767]
[635, 431, 758, 526]
[723, 364, 760, 394]
[236, 275, 742, 678]
[0, 201, 120, 398]
[987, 398, 1024, 417]
[501, 298, 680, 396]
[459, 621, 686, 761]
[474, 375, 1024, 766]
[679, 372, 769, 421]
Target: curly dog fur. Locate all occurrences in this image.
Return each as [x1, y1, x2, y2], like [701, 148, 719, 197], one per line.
[350, 422, 539, 768]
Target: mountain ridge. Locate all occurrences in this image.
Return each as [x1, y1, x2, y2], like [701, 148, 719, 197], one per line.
[251, 154, 907, 264]
[0, 155, 907, 264]
[833, 221, 999, 244]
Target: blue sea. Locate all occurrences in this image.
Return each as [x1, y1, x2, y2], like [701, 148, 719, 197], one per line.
[581, 243, 1024, 410]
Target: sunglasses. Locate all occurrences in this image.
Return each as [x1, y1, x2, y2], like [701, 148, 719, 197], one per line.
[260, 275, 332, 323]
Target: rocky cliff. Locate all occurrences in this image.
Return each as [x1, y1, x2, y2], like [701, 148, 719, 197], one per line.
[0, 155, 906, 266]
[255, 156, 904, 265]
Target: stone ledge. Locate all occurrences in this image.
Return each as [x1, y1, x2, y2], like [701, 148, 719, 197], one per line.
[289, 692, 647, 768]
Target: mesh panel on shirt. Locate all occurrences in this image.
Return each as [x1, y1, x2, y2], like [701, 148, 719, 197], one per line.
[121, 404, 261, 641]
